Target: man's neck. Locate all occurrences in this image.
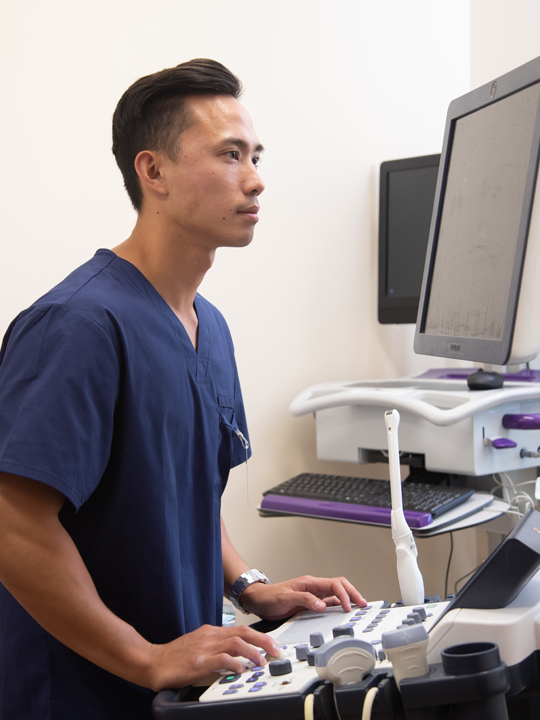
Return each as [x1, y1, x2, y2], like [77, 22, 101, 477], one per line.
[112, 214, 215, 350]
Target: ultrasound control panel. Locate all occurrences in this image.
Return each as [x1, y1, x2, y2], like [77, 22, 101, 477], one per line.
[199, 600, 448, 703]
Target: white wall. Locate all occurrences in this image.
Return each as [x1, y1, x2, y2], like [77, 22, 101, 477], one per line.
[1, 0, 473, 606]
[471, 0, 540, 90]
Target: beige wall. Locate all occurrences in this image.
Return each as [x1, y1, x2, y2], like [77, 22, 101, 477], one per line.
[1, 1, 479, 608]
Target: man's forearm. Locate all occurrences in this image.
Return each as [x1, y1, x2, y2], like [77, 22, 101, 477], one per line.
[0, 473, 154, 688]
[220, 515, 251, 597]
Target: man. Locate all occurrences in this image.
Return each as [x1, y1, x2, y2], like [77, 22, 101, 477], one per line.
[0, 59, 364, 718]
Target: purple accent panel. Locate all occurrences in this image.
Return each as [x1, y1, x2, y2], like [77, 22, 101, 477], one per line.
[417, 369, 473, 379]
[491, 437, 518, 449]
[502, 414, 540, 430]
[259, 495, 433, 529]
[417, 368, 540, 383]
[503, 370, 540, 382]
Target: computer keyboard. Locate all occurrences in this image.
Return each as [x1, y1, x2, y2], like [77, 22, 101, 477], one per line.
[260, 473, 475, 529]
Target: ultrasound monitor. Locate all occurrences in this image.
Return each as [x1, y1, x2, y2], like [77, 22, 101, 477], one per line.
[414, 55, 540, 366]
[378, 155, 440, 324]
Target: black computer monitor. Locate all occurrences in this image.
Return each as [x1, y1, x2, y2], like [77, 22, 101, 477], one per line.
[378, 155, 440, 324]
[414, 55, 540, 366]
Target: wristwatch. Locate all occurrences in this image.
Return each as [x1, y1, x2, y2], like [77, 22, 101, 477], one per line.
[229, 569, 271, 614]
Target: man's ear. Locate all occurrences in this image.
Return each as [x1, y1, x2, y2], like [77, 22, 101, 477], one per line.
[134, 150, 169, 199]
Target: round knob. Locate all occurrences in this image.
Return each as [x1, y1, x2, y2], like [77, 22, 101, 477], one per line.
[310, 632, 324, 647]
[406, 612, 422, 624]
[295, 643, 309, 661]
[269, 658, 293, 676]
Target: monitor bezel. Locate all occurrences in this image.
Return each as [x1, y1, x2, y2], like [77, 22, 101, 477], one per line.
[378, 154, 441, 325]
[414, 56, 540, 365]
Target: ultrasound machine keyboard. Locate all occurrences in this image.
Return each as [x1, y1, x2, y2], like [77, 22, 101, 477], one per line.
[199, 600, 448, 702]
[260, 473, 474, 529]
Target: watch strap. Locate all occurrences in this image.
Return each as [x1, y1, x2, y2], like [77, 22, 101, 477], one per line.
[229, 569, 271, 614]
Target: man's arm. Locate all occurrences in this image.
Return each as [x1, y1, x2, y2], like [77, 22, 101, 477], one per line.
[0, 472, 281, 691]
[221, 516, 366, 621]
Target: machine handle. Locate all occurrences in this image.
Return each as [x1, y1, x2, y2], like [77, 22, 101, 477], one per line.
[290, 384, 540, 427]
[502, 414, 540, 430]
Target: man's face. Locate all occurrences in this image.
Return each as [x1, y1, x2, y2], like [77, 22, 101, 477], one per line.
[159, 95, 265, 250]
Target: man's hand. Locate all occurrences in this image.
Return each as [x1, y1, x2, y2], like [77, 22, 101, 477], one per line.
[239, 575, 367, 621]
[147, 624, 280, 691]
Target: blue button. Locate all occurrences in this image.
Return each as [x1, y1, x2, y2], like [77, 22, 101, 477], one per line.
[255, 682, 267, 687]
[223, 689, 238, 695]
[249, 686, 263, 693]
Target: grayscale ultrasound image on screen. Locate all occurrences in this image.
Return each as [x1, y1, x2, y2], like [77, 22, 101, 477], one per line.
[425, 81, 540, 340]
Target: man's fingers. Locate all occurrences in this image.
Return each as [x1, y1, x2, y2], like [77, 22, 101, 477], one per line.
[315, 577, 366, 610]
[328, 579, 354, 611]
[223, 626, 280, 659]
[210, 652, 249, 675]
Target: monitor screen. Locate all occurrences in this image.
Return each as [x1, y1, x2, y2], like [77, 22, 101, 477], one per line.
[415, 56, 540, 365]
[378, 155, 440, 324]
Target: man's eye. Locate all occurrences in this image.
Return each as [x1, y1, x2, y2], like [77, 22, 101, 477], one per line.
[252, 155, 261, 167]
[227, 150, 239, 160]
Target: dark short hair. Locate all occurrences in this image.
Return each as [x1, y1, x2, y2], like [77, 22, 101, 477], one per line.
[112, 59, 242, 212]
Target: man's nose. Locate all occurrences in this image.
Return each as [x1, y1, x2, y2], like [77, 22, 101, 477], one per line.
[245, 163, 265, 195]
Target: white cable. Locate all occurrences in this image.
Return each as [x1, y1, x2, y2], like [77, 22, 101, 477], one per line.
[303, 693, 314, 720]
[491, 473, 536, 517]
[362, 687, 379, 720]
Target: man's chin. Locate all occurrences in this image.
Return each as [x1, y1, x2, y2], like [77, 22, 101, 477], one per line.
[220, 233, 255, 249]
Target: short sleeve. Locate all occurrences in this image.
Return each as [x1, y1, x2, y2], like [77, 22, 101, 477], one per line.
[0, 305, 120, 509]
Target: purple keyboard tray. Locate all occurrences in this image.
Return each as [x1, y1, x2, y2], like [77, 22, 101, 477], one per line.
[260, 494, 433, 529]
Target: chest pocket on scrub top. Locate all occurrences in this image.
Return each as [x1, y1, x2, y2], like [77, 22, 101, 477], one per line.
[217, 395, 249, 455]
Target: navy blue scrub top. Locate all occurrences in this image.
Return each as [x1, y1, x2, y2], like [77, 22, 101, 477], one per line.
[0, 249, 251, 719]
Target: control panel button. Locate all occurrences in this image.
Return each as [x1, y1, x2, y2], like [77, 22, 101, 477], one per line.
[219, 673, 242, 684]
[333, 624, 355, 637]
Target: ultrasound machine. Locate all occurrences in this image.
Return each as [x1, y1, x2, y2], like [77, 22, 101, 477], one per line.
[153, 55, 540, 720]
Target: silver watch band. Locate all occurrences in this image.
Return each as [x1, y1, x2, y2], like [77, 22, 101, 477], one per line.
[229, 569, 271, 614]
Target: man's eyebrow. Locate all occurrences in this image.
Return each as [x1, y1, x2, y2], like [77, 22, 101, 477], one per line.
[221, 137, 265, 153]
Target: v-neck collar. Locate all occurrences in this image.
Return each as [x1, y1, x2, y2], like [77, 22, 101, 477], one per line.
[99, 249, 211, 382]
